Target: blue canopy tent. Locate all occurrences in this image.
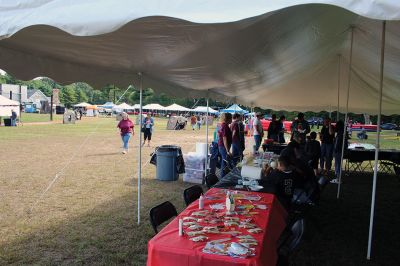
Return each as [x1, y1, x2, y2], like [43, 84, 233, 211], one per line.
[220, 104, 248, 114]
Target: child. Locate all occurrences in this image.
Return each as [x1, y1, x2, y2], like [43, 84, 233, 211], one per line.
[305, 131, 321, 176]
[262, 155, 300, 209]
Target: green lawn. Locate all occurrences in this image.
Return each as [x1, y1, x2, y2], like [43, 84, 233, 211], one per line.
[19, 113, 63, 123]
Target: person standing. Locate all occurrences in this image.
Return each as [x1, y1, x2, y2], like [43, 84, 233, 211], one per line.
[278, 115, 286, 143]
[331, 120, 349, 184]
[306, 132, 321, 176]
[319, 117, 335, 175]
[267, 114, 279, 142]
[218, 113, 232, 177]
[190, 115, 197, 130]
[238, 114, 246, 159]
[10, 109, 17, 126]
[291, 112, 310, 145]
[142, 113, 154, 147]
[230, 113, 241, 166]
[196, 115, 202, 130]
[117, 112, 134, 154]
[253, 113, 264, 151]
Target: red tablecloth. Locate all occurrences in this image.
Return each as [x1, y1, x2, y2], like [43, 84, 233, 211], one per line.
[147, 188, 288, 266]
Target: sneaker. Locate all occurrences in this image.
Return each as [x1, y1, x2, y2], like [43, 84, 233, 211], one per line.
[330, 178, 341, 184]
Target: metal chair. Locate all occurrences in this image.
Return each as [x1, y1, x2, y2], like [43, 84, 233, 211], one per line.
[149, 201, 178, 234]
[183, 185, 203, 206]
[204, 173, 219, 188]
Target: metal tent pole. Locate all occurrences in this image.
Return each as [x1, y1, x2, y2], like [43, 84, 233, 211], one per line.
[367, 20, 386, 260]
[337, 54, 341, 121]
[205, 90, 210, 177]
[137, 72, 143, 225]
[337, 26, 354, 199]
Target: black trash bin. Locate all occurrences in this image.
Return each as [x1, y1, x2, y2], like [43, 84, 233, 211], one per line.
[3, 118, 11, 126]
[153, 145, 183, 181]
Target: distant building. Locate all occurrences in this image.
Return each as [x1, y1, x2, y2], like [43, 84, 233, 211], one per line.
[0, 84, 28, 103]
[26, 89, 50, 109]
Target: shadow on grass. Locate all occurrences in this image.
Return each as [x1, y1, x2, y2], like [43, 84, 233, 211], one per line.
[1, 174, 399, 265]
[0, 177, 190, 266]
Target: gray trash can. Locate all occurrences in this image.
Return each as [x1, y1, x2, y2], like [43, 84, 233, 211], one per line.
[156, 145, 181, 181]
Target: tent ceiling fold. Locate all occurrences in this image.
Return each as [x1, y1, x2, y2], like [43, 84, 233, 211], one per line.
[0, 1, 400, 114]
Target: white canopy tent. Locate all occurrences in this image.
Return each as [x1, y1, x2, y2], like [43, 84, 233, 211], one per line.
[0, 95, 20, 117]
[192, 106, 218, 114]
[164, 103, 191, 112]
[74, 102, 91, 108]
[0, 1, 399, 259]
[142, 103, 166, 111]
[112, 102, 134, 111]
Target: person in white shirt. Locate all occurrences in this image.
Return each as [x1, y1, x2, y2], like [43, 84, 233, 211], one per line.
[253, 113, 264, 151]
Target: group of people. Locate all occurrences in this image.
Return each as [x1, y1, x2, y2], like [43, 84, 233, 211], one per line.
[252, 113, 287, 151]
[190, 115, 203, 130]
[117, 112, 154, 154]
[217, 113, 246, 177]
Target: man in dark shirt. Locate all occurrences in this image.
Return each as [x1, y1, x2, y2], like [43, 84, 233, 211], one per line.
[218, 113, 232, 177]
[267, 114, 280, 142]
[306, 132, 321, 175]
[11, 109, 17, 126]
[291, 112, 310, 145]
[319, 117, 334, 175]
[230, 113, 241, 166]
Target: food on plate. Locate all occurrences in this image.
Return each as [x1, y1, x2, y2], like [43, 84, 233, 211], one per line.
[190, 235, 208, 242]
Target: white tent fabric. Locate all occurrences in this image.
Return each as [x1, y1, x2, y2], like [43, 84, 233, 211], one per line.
[0, 94, 20, 116]
[74, 102, 91, 107]
[142, 103, 165, 110]
[0, 1, 400, 114]
[131, 104, 140, 109]
[192, 106, 218, 114]
[112, 102, 134, 110]
[164, 103, 190, 112]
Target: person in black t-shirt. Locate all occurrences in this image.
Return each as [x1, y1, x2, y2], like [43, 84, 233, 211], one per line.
[263, 155, 301, 208]
[306, 131, 321, 176]
[319, 117, 334, 175]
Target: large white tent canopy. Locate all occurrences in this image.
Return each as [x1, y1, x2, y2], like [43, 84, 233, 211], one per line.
[142, 103, 166, 110]
[192, 106, 218, 114]
[164, 103, 191, 112]
[0, 95, 20, 117]
[0, 1, 399, 114]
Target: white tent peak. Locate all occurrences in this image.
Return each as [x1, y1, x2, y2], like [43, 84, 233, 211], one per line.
[165, 103, 190, 112]
[192, 106, 218, 114]
[142, 103, 165, 110]
[74, 102, 91, 107]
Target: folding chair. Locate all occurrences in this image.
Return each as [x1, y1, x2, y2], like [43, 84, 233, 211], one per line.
[277, 219, 305, 266]
[204, 173, 219, 189]
[149, 201, 178, 234]
[183, 185, 203, 206]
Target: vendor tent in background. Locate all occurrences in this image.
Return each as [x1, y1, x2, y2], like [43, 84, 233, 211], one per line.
[221, 104, 249, 114]
[164, 103, 190, 112]
[192, 106, 218, 114]
[1, 0, 399, 259]
[112, 102, 134, 112]
[100, 102, 115, 109]
[74, 102, 91, 108]
[142, 103, 165, 111]
[0, 94, 19, 117]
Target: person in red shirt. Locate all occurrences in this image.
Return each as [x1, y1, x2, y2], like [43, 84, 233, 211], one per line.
[117, 112, 134, 154]
[218, 113, 232, 177]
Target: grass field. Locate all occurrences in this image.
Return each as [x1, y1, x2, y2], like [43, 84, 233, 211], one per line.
[19, 113, 63, 123]
[1, 115, 399, 265]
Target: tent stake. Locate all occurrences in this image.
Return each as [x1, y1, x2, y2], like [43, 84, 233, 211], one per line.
[337, 26, 354, 199]
[137, 72, 143, 225]
[367, 20, 386, 260]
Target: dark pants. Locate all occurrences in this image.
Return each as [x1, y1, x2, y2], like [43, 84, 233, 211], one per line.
[254, 135, 262, 151]
[231, 143, 241, 166]
[218, 147, 229, 178]
[320, 143, 333, 170]
[144, 128, 152, 140]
